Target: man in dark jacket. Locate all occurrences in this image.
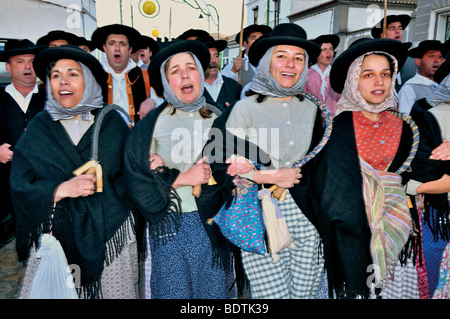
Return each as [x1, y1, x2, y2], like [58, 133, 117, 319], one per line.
[91, 24, 154, 122]
[0, 39, 45, 246]
[197, 35, 242, 108]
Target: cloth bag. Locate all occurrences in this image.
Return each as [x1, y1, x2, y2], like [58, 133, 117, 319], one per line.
[213, 176, 266, 255]
[29, 234, 79, 299]
[258, 188, 296, 263]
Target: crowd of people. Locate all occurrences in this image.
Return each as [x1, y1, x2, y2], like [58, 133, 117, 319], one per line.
[0, 12, 448, 300]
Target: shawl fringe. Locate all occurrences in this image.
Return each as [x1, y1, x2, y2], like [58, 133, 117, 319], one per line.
[146, 168, 183, 251]
[423, 202, 450, 242]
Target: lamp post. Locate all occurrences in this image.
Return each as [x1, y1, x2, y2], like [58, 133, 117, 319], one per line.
[175, 0, 220, 39]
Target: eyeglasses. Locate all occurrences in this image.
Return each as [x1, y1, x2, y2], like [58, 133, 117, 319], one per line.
[321, 48, 334, 52]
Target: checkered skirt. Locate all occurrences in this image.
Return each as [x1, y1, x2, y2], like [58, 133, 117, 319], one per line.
[241, 191, 324, 298]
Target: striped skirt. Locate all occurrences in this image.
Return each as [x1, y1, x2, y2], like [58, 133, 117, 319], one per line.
[241, 191, 325, 298]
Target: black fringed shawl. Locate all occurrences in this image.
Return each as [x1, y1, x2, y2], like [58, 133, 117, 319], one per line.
[309, 111, 414, 299]
[410, 99, 450, 241]
[123, 101, 238, 272]
[11, 108, 134, 299]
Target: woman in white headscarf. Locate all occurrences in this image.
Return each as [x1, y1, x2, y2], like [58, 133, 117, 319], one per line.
[11, 45, 138, 299]
[310, 38, 420, 299]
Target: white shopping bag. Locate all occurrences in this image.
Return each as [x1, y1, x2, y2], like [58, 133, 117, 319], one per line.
[29, 234, 79, 299]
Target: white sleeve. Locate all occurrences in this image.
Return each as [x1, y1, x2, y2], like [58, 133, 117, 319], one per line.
[397, 84, 417, 115]
[221, 61, 238, 81]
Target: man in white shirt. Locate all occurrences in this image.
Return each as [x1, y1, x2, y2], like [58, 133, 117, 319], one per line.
[0, 39, 46, 245]
[197, 35, 242, 108]
[221, 24, 272, 88]
[91, 24, 155, 123]
[398, 40, 446, 115]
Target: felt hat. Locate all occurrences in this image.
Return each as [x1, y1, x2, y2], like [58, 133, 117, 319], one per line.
[91, 24, 142, 53]
[149, 40, 210, 96]
[234, 24, 272, 44]
[0, 39, 41, 62]
[36, 30, 78, 47]
[140, 35, 160, 55]
[33, 44, 108, 87]
[330, 38, 410, 94]
[408, 40, 448, 59]
[313, 34, 340, 48]
[248, 23, 320, 67]
[176, 29, 210, 40]
[74, 36, 96, 52]
[433, 58, 449, 84]
[196, 35, 227, 52]
[371, 14, 411, 38]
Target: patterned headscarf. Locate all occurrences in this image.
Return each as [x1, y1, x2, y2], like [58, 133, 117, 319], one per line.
[45, 62, 104, 121]
[249, 46, 309, 98]
[335, 51, 398, 117]
[160, 52, 206, 112]
[427, 73, 450, 106]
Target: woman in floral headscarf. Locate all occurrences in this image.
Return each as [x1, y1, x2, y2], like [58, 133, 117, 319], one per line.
[310, 38, 419, 299]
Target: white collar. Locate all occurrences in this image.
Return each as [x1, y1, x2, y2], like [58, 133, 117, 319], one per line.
[100, 56, 137, 78]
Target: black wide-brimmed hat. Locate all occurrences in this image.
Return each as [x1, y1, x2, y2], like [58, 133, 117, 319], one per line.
[313, 34, 340, 48]
[371, 14, 411, 38]
[330, 38, 410, 94]
[140, 35, 160, 55]
[74, 36, 96, 52]
[149, 40, 210, 97]
[248, 23, 321, 67]
[434, 59, 450, 84]
[234, 24, 272, 44]
[196, 35, 227, 52]
[408, 40, 448, 59]
[177, 29, 210, 40]
[33, 44, 108, 87]
[91, 24, 142, 53]
[0, 39, 42, 62]
[36, 30, 78, 47]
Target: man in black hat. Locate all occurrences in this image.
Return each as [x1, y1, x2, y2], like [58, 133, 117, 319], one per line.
[371, 14, 416, 90]
[176, 28, 210, 40]
[36, 30, 78, 47]
[305, 34, 341, 117]
[0, 39, 46, 246]
[398, 40, 447, 115]
[91, 24, 154, 122]
[222, 24, 272, 87]
[75, 36, 95, 54]
[197, 35, 242, 108]
[137, 35, 164, 106]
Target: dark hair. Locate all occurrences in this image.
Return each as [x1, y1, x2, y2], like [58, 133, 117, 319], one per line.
[169, 105, 212, 119]
[245, 90, 305, 103]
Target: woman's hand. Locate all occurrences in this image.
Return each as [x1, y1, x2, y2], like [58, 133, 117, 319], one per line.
[430, 140, 450, 161]
[149, 153, 164, 170]
[252, 167, 302, 188]
[226, 155, 254, 176]
[272, 167, 302, 188]
[172, 157, 211, 189]
[53, 174, 97, 202]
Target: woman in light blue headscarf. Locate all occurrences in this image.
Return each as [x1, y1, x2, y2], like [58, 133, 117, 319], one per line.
[123, 40, 245, 299]
[211, 23, 332, 299]
[11, 45, 138, 299]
